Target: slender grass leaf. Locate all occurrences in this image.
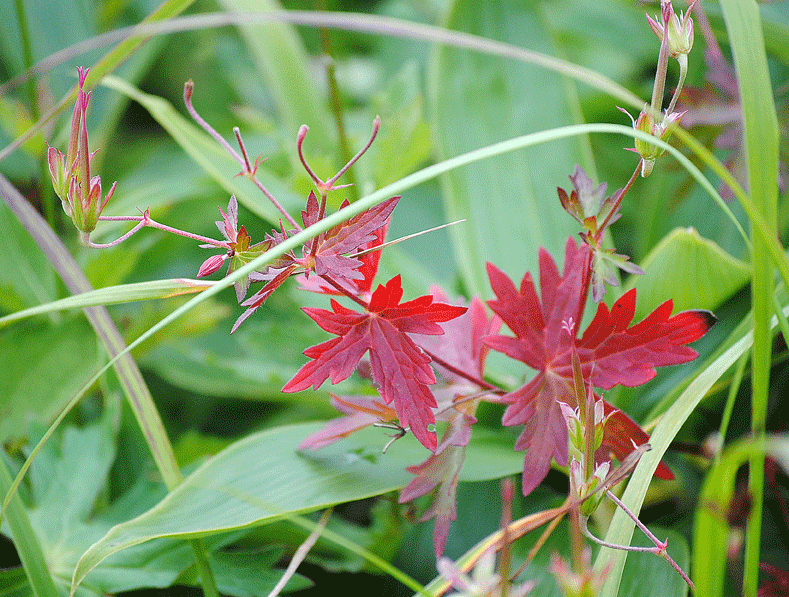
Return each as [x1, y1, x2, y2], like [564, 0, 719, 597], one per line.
[0, 459, 60, 597]
[719, 0, 779, 593]
[0, 279, 216, 328]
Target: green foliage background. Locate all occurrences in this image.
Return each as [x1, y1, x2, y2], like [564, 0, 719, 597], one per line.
[1, 0, 787, 596]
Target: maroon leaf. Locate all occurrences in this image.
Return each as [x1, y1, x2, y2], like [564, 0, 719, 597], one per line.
[297, 394, 398, 450]
[282, 275, 467, 451]
[302, 193, 399, 281]
[484, 237, 715, 495]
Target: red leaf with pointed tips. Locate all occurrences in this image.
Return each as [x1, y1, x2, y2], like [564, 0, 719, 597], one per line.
[282, 275, 467, 451]
[302, 193, 399, 281]
[484, 237, 714, 494]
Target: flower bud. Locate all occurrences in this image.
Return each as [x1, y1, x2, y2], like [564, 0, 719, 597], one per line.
[621, 106, 684, 177]
[647, 0, 696, 59]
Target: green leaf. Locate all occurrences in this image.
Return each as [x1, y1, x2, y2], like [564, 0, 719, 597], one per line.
[0, 201, 56, 312]
[72, 423, 524, 591]
[718, 1, 780, 594]
[619, 528, 690, 597]
[429, 0, 587, 297]
[0, 458, 60, 597]
[372, 62, 433, 188]
[626, 227, 750, 320]
[215, 0, 334, 155]
[0, 318, 99, 444]
[0, 279, 216, 328]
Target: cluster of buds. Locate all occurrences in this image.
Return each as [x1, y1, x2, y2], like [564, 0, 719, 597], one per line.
[622, 107, 685, 177]
[559, 396, 614, 517]
[646, 0, 697, 61]
[47, 67, 116, 243]
[625, 0, 697, 177]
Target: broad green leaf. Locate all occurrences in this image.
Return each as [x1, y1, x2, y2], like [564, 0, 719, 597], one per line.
[188, 549, 311, 596]
[0, 202, 56, 312]
[372, 62, 433, 188]
[99, 75, 303, 225]
[0, 318, 99, 444]
[138, 312, 333, 403]
[430, 0, 587, 297]
[626, 227, 751, 320]
[619, 528, 690, 597]
[0, 279, 216, 328]
[72, 423, 524, 591]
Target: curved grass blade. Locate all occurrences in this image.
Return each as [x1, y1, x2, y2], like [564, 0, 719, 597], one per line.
[0, 279, 217, 328]
[594, 304, 789, 596]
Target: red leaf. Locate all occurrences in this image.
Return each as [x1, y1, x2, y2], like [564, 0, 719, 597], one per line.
[302, 194, 399, 281]
[297, 394, 398, 450]
[484, 237, 714, 494]
[282, 275, 467, 451]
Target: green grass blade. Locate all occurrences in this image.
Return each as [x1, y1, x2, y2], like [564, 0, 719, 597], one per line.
[594, 303, 789, 596]
[718, 2, 780, 594]
[0, 278, 217, 327]
[0, 457, 60, 597]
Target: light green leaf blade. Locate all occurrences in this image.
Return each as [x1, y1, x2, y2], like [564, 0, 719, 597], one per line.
[0, 279, 216, 328]
[72, 423, 523, 591]
[430, 0, 587, 297]
[626, 227, 751, 320]
[0, 318, 99, 444]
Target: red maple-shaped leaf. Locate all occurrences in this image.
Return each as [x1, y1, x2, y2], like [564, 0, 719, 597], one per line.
[484, 237, 715, 495]
[282, 275, 467, 451]
[298, 225, 387, 301]
[231, 196, 399, 331]
[301, 192, 399, 281]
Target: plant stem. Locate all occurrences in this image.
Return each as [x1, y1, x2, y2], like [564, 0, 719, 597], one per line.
[317, 8, 359, 202]
[650, 1, 672, 113]
[91, 213, 229, 249]
[421, 347, 503, 393]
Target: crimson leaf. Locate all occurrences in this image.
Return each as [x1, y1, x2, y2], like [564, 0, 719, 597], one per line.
[282, 275, 467, 451]
[484, 237, 715, 495]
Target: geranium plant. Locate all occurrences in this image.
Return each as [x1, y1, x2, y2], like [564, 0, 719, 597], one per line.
[0, 1, 786, 596]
